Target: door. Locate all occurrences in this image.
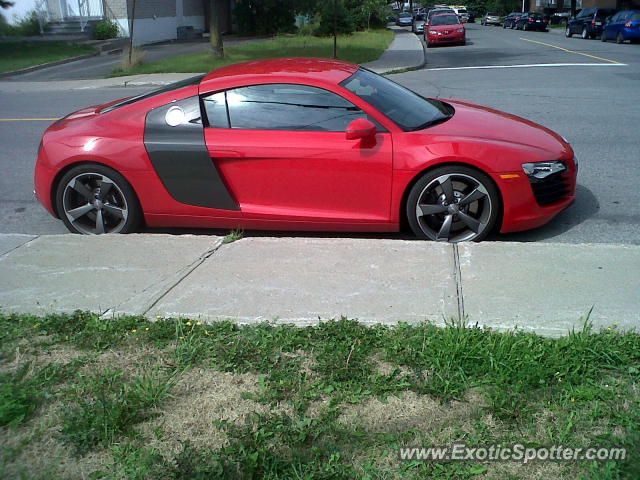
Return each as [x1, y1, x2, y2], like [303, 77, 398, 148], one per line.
[202, 84, 393, 222]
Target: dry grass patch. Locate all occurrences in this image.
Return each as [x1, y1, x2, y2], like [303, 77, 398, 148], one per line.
[338, 391, 478, 435]
[0, 338, 86, 375]
[137, 368, 293, 455]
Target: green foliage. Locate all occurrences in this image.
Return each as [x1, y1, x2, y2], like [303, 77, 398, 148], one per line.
[0, 41, 95, 73]
[60, 367, 176, 454]
[0, 9, 40, 36]
[0, 361, 81, 428]
[233, 0, 297, 35]
[316, 0, 355, 36]
[93, 19, 118, 40]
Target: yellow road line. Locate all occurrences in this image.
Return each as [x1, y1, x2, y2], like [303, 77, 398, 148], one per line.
[0, 118, 59, 121]
[519, 37, 622, 64]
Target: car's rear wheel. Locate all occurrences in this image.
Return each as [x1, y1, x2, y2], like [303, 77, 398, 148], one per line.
[565, 25, 572, 37]
[406, 166, 499, 242]
[581, 26, 589, 39]
[56, 164, 141, 235]
[616, 32, 624, 44]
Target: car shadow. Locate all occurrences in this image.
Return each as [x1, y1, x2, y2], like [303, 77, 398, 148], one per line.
[143, 184, 597, 243]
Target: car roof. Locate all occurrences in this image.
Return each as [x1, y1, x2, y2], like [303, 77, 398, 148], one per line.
[200, 58, 359, 91]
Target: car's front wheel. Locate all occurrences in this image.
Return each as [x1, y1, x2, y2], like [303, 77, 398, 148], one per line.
[406, 166, 499, 242]
[616, 32, 625, 44]
[56, 164, 141, 235]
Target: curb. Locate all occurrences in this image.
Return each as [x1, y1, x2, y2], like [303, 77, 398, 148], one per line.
[382, 35, 427, 75]
[0, 51, 99, 79]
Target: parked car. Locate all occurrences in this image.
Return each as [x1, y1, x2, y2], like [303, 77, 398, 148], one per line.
[425, 13, 466, 47]
[34, 58, 577, 242]
[515, 12, 549, 31]
[481, 12, 502, 26]
[467, 11, 476, 22]
[565, 7, 617, 39]
[503, 12, 525, 29]
[412, 13, 427, 33]
[601, 10, 640, 43]
[396, 12, 414, 27]
[426, 7, 456, 22]
[451, 6, 470, 22]
[550, 11, 574, 25]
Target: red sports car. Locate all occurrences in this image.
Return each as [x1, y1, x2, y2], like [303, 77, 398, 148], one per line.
[34, 58, 577, 242]
[426, 13, 466, 46]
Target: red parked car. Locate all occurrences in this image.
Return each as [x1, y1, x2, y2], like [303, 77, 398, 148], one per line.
[34, 58, 577, 242]
[425, 13, 466, 47]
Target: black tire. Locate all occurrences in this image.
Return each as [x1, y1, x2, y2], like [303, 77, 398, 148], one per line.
[616, 32, 624, 44]
[406, 166, 500, 243]
[581, 26, 589, 39]
[523, 23, 529, 31]
[565, 25, 572, 37]
[55, 164, 142, 235]
[601, 31, 607, 42]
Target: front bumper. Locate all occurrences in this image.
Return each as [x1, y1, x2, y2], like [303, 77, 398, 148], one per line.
[493, 159, 578, 233]
[427, 32, 465, 44]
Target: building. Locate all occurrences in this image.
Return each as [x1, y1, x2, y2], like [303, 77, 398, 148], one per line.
[41, 0, 233, 45]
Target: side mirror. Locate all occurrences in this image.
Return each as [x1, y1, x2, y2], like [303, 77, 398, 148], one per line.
[346, 118, 376, 140]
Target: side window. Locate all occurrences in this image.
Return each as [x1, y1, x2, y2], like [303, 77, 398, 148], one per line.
[226, 84, 367, 132]
[202, 92, 229, 128]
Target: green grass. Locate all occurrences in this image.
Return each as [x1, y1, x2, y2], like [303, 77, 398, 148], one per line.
[112, 29, 394, 76]
[1, 311, 639, 479]
[0, 41, 96, 73]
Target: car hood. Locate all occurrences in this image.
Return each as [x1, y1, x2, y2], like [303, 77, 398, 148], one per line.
[424, 99, 572, 158]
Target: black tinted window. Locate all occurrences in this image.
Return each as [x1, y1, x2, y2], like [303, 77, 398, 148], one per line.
[223, 84, 367, 132]
[631, 13, 640, 21]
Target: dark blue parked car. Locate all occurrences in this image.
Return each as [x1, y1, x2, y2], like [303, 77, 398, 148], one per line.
[601, 10, 640, 43]
[565, 7, 617, 39]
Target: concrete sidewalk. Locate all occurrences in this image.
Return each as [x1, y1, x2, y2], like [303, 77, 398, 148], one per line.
[362, 26, 425, 73]
[1, 234, 638, 337]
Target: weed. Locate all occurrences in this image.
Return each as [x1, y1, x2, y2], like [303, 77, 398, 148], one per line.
[222, 229, 244, 244]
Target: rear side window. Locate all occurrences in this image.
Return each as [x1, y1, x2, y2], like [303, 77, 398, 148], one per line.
[630, 13, 640, 21]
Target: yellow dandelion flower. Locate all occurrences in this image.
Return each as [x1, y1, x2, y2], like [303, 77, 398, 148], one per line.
[196, 321, 203, 326]
[132, 329, 137, 333]
[145, 327, 150, 331]
[156, 314, 161, 319]
[186, 321, 192, 326]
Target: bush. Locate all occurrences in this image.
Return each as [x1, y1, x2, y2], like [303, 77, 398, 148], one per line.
[93, 19, 118, 40]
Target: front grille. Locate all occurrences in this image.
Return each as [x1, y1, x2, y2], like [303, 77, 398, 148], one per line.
[529, 172, 571, 206]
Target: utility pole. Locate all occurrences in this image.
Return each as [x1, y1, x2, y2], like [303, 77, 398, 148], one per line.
[128, 0, 137, 66]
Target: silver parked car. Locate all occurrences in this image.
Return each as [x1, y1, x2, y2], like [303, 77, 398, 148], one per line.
[396, 12, 413, 27]
[481, 12, 502, 25]
[412, 13, 426, 33]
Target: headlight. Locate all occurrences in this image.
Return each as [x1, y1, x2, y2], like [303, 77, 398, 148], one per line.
[522, 161, 566, 179]
[457, 28, 464, 32]
[429, 30, 438, 34]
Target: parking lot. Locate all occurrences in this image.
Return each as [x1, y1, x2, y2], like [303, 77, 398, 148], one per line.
[1, 23, 638, 244]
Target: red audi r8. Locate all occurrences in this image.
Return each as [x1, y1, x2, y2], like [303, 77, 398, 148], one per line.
[34, 58, 577, 242]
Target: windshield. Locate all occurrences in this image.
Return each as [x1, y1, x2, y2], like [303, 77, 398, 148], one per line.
[101, 74, 205, 113]
[399, 13, 412, 17]
[340, 69, 453, 131]
[431, 14, 460, 25]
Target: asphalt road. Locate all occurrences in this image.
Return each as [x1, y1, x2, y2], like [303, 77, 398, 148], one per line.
[0, 24, 638, 243]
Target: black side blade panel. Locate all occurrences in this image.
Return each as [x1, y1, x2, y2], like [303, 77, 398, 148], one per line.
[144, 96, 239, 210]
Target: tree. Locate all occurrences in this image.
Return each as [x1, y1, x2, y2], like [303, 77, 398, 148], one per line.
[209, 0, 224, 58]
[0, 1, 15, 8]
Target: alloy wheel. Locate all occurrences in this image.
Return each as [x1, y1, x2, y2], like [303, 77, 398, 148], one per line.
[61, 172, 129, 234]
[410, 172, 497, 242]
